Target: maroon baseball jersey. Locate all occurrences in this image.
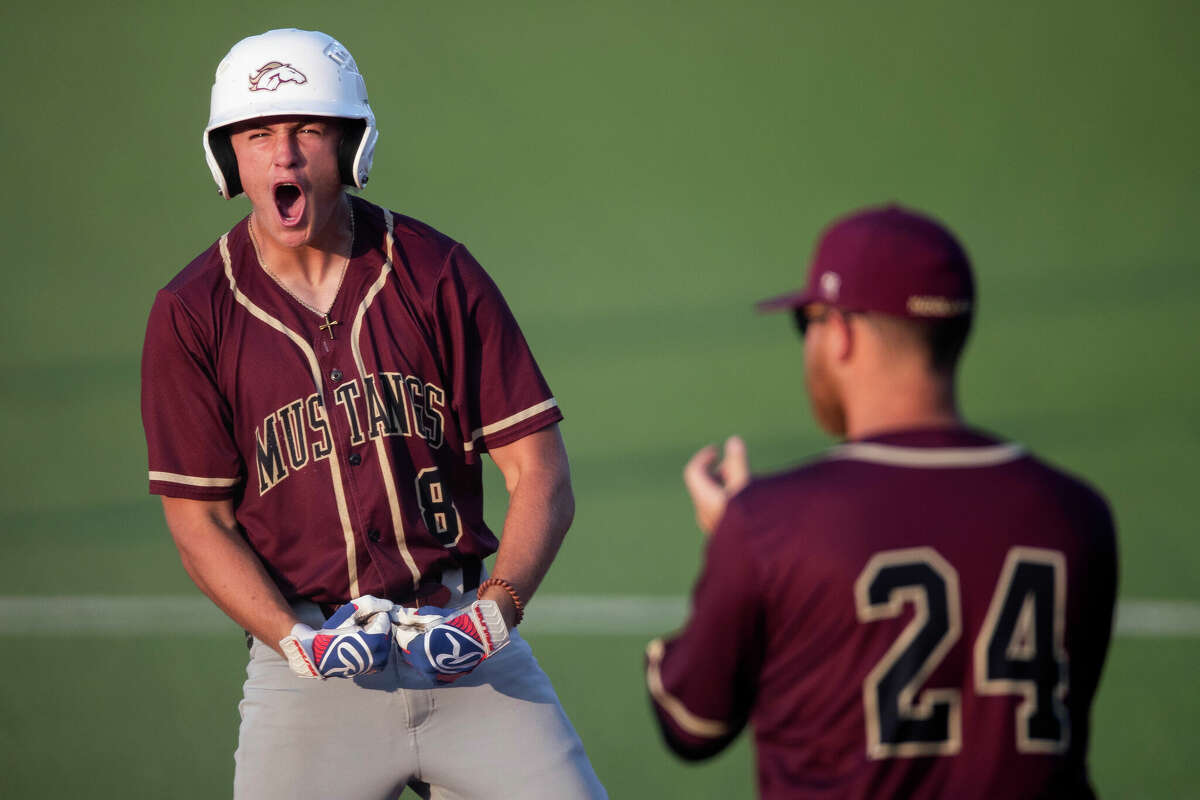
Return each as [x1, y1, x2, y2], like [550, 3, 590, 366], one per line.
[647, 428, 1117, 799]
[141, 196, 562, 607]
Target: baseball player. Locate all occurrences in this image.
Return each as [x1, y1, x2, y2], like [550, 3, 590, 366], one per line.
[141, 29, 605, 798]
[645, 206, 1118, 799]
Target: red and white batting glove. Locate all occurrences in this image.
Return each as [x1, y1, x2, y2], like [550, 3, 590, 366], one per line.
[280, 595, 395, 679]
[391, 600, 511, 683]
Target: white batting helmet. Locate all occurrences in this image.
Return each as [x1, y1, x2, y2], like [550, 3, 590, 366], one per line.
[203, 28, 379, 199]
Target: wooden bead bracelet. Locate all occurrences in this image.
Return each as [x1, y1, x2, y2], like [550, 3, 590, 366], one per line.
[477, 577, 525, 626]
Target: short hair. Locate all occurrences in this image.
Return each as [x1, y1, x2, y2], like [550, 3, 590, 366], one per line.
[864, 312, 973, 374]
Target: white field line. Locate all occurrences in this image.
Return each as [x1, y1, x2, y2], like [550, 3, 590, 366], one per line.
[0, 595, 1196, 637]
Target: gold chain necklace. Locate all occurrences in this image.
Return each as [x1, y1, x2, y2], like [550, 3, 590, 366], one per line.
[248, 201, 355, 340]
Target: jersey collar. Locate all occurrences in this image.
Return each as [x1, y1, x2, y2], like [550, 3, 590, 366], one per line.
[826, 428, 1025, 468]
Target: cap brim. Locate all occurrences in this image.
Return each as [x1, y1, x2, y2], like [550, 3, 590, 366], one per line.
[755, 287, 817, 313]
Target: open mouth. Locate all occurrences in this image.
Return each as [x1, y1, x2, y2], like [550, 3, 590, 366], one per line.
[273, 183, 305, 226]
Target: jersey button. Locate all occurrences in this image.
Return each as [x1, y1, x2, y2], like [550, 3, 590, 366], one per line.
[367, 528, 382, 543]
[330, 368, 343, 382]
[348, 453, 362, 466]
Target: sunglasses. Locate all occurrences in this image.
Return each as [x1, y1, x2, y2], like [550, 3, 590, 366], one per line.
[796, 303, 835, 335]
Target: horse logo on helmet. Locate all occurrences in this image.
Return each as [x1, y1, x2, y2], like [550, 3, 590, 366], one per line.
[249, 61, 308, 92]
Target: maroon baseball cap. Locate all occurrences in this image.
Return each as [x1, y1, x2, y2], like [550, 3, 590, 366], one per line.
[757, 204, 974, 319]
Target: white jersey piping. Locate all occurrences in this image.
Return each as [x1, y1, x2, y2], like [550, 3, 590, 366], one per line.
[220, 232, 362, 598]
[349, 208, 421, 589]
[644, 638, 731, 739]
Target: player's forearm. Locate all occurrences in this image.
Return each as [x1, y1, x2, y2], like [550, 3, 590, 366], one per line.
[484, 425, 574, 627]
[161, 497, 298, 654]
[490, 463, 574, 602]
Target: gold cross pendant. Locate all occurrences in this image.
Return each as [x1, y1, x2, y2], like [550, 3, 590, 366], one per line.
[319, 315, 340, 340]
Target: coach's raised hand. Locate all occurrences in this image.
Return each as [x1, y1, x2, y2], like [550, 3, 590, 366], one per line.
[393, 600, 511, 683]
[683, 435, 751, 537]
[280, 595, 395, 679]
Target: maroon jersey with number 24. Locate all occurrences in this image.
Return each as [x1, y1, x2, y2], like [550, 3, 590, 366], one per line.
[647, 428, 1117, 799]
[141, 197, 562, 608]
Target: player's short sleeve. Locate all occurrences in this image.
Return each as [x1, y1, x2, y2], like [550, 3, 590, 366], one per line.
[645, 493, 765, 759]
[141, 289, 244, 500]
[434, 244, 562, 454]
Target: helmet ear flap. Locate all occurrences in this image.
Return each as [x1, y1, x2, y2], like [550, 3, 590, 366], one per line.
[338, 119, 366, 188]
[208, 127, 243, 198]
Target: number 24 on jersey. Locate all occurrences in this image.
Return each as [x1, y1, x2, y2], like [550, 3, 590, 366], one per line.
[855, 546, 1069, 760]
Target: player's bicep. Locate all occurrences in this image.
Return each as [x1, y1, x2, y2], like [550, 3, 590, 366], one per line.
[159, 496, 246, 587]
[488, 424, 570, 497]
[161, 496, 239, 558]
[161, 496, 237, 535]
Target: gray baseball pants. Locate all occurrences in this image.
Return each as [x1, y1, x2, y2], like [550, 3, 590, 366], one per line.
[233, 601, 607, 799]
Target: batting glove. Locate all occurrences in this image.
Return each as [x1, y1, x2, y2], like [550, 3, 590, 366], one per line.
[392, 600, 511, 683]
[280, 595, 395, 680]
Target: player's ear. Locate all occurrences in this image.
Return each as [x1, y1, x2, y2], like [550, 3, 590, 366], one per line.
[831, 308, 856, 363]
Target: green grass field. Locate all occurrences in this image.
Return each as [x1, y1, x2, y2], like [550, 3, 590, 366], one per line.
[2, 1, 1198, 797]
